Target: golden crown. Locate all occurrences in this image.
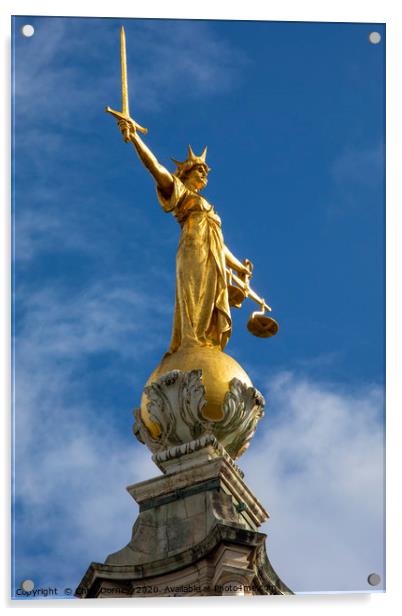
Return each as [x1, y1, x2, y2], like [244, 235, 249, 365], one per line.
[172, 145, 210, 178]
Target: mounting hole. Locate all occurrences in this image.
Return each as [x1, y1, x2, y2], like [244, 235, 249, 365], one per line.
[21, 579, 35, 592]
[21, 24, 35, 37]
[368, 32, 381, 45]
[367, 573, 381, 586]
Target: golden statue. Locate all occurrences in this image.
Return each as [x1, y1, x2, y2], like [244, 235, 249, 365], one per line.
[106, 27, 278, 428]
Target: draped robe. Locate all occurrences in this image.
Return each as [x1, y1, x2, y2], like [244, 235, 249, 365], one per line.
[157, 176, 231, 353]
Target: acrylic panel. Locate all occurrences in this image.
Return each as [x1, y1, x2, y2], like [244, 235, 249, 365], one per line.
[11, 15, 385, 599]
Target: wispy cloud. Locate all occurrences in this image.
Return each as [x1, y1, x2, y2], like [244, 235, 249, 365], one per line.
[14, 18, 113, 123]
[331, 143, 384, 189]
[13, 277, 167, 594]
[15, 277, 170, 372]
[14, 200, 89, 262]
[124, 20, 249, 110]
[328, 142, 385, 214]
[242, 370, 385, 593]
[13, 279, 385, 596]
[13, 17, 248, 267]
[14, 18, 248, 122]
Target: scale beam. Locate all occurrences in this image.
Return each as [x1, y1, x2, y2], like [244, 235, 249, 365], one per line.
[226, 268, 272, 313]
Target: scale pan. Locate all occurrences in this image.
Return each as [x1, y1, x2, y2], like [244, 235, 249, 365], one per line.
[247, 314, 279, 338]
[228, 284, 246, 308]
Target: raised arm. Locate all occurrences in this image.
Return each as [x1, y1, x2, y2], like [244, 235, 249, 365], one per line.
[118, 118, 174, 198]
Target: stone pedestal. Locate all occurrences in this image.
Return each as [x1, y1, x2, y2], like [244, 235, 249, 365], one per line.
[75, 436, 292, 597]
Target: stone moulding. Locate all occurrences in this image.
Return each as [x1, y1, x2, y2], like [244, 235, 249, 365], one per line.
[74, 444, 293, 598]
[133, 369, 265, 460]
[125, 456, 268, 530]
[75, 524, 293, 598]
[152, 434, 245, 478]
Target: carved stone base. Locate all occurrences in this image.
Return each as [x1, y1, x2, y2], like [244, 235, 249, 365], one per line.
[75, 449, 292, 598]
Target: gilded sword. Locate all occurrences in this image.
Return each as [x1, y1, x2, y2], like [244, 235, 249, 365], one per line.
[105, 26, 148, 140]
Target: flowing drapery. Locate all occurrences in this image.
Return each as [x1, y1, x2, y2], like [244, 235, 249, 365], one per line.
[157, 176, 231, 352]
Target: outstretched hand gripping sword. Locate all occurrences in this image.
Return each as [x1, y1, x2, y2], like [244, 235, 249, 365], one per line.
[105, 26, 148, 140]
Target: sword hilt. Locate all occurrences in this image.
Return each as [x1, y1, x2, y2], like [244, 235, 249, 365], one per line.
[105, 106, 148, 136]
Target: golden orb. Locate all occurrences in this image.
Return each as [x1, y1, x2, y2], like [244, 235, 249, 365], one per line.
[140, 346, 252, 437]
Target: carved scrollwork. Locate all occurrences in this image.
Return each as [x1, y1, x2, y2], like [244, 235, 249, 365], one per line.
[213, 378, 265, 458]
[133, 370, 212, 453]
[133, 370, 265, 459]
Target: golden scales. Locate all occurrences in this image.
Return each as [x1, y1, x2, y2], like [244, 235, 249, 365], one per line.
[226, 266, 279, 338]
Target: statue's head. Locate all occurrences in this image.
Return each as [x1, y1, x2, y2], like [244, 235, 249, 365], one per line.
[172, 145, 210, 191]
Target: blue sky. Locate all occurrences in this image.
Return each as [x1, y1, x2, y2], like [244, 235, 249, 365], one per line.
[12, 16, 385, 598]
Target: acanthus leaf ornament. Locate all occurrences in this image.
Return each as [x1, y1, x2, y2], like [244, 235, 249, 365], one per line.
[133, 370, 265, 460]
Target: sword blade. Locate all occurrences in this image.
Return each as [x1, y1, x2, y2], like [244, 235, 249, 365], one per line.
[120, 26, 129, 116]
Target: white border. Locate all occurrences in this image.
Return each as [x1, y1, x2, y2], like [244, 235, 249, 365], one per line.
[2, 1, 401, 614]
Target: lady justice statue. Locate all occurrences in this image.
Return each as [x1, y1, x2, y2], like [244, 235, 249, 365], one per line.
[75, 29, 292, 598]
[106, 27, 278, 456]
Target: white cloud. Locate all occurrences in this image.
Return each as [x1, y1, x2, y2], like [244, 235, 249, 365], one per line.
[14, 18, 248, 122]
[13, 17, 249, 269]
[16, 279, 167, 361]
[328, 142, 385, 213]
[14, 19, 113, 123]
[14, 203, 89, 262]
[124, 20, 249, 110]
[13, 278, 165, 592]
[241, 370, 385, 593]
[331, 143, 384, 189]
[13, 276, 384, 595]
